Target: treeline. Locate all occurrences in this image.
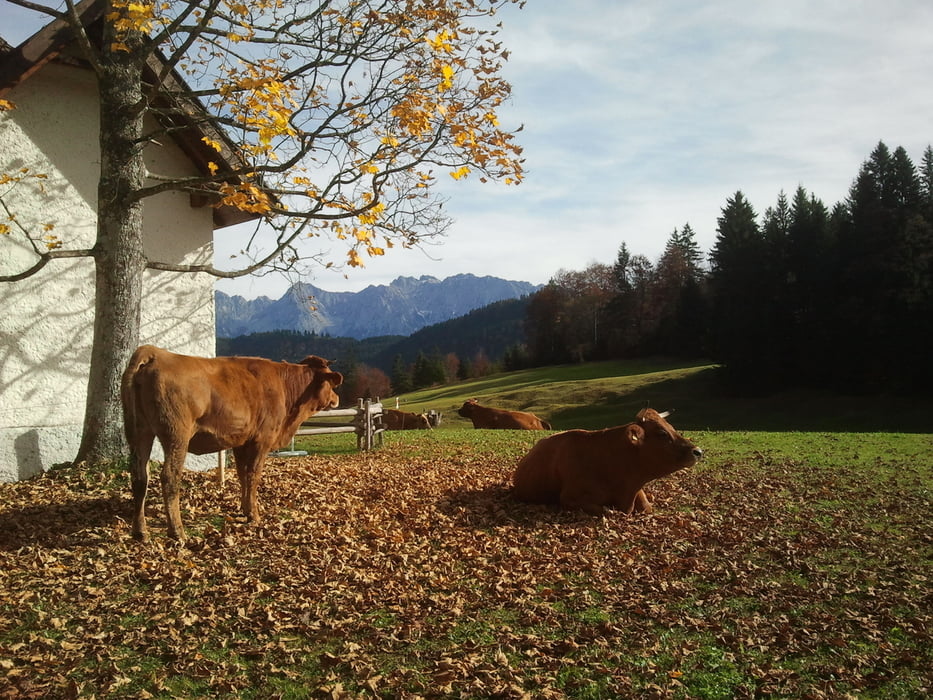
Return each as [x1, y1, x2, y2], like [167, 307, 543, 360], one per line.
[217, 298, 529, 401]
[219, 141, 932, 398]
[521, 141, 933, 395]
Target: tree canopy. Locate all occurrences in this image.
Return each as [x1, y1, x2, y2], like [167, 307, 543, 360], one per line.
[0, 0, 525, 464]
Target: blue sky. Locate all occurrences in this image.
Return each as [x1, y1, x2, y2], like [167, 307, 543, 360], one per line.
[4, 1, 932, 298]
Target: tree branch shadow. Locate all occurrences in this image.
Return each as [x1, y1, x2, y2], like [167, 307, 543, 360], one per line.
[437, 481, 597, 529]
[0, 494, 127, 550]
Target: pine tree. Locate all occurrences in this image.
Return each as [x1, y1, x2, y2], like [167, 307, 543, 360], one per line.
[920, 146, 933, 217]
[785, 187, 832, 386]
[390, 354, 413, 396]
[709, 191, 771, 391]
[835, 142, 929, 390]
[653, 224, 708, 355]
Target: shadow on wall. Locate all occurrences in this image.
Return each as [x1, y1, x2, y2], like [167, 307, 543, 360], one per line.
[13, 429, 43, 480]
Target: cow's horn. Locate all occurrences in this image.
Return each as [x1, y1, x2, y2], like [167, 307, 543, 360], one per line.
[658, 410, 672, 418]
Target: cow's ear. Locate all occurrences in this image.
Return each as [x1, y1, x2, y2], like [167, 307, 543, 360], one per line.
[626, 423, 644, 446]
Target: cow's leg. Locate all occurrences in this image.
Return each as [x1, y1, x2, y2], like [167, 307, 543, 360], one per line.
[160, 439, 189, 541]
[130, 432, 154, 542]
[233, 444, 267, 524]
[633, 489, 653, 514]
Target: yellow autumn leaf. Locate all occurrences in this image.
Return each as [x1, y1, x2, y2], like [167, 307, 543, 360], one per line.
[348, 248, 364, 268]
[202, 136, 223, 153]
[0, 99, 15, 111]
[439, 64, 455, 91]
[449, 166, 470, 180]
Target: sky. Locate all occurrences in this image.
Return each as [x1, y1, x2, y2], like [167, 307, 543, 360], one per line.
[3, 0, 932, 299]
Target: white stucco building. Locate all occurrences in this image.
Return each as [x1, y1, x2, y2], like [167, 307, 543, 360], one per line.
[0, 11, 256, 480]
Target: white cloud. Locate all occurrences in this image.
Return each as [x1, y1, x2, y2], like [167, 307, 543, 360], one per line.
[5, 1, 931, 297]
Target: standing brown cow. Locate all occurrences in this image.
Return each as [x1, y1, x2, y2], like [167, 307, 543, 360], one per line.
[121, 345, 343, 541]
[457, 398, 551, 430]
[512, 408, 702, 515]
[383, 409, 431, 430]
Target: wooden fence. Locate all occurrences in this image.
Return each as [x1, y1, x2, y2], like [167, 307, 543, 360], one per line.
[294, 398, 385, 451]
[217, 399, 384, 485]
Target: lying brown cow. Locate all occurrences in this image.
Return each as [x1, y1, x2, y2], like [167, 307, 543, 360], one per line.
[512, 408, 702, 515]
[383, 408, 431, 430]
[457, 398, 551, 430]
[121, 345, 343, 541]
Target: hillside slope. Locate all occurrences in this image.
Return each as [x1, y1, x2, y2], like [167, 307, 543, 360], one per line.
[391, 360, 933, 433]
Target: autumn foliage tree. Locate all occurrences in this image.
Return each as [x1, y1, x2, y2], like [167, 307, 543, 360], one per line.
[0, 0, 524, 465]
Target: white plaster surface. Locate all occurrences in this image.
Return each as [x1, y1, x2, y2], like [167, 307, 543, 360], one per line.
[1, 61, 219, 481]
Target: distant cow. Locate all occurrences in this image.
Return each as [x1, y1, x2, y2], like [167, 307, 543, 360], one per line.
[512, 408, 702, 515]
[121, 345, 343, 541]
[457, 399, 551, 430]
[383, 408, 431, 430]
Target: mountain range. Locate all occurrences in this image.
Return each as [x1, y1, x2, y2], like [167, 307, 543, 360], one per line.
[216, 274, 541, 339]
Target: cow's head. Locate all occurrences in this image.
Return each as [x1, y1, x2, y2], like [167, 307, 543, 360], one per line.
[457, 399, 478, 418]
[625, 408, 702, 478]
[299, 355, 343, 409]
[300, 355, 334, 371]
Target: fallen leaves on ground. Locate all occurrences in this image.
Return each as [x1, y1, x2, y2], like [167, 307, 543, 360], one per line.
[0, 436, 930, 699]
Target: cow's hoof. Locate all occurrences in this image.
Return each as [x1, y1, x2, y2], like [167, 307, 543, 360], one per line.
[132, 530, 149, 543]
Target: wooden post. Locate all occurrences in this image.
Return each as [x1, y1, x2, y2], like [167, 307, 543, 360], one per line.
[217, 450, 226, 487]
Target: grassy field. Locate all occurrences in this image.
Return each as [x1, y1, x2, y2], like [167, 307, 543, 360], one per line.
[388, 359, 933, 433]
[1, 362, 931, 699]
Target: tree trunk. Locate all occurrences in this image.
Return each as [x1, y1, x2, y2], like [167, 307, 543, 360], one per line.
[75, 52, 146, 466]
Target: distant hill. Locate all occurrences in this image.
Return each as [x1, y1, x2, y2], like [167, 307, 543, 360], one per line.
[216, 297, 531, 373]
[370, 297, 530, 368]
[216, 273, 540, 339]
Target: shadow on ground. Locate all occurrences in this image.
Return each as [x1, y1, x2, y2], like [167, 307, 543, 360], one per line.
[550, 367, 933, 433]
[0, 494, 127, 550]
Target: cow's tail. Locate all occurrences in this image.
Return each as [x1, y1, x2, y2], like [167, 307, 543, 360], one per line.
[120, 345, 155, 446]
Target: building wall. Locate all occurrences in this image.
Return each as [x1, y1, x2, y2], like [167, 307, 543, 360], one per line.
[0, 61, 217, 481]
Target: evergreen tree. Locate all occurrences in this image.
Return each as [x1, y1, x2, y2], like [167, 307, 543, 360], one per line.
[784, 187, 833, 385]
[709, 191, 771, 391]
[835, 142, 925, 390]
[652, 224, 708, 355]
[605, 243, 638, 356]
[390, 354, 413, 396]
[525, 284, 572, 366]
[411, 350, 445, 388]
[457, 357, 473, 380]
[920, 146, 933, 217]
[503, 344, 531, 371]
[604, 245, 657, 357]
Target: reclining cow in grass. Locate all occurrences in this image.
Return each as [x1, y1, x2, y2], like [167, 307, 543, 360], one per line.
[383, 408, 431, 430]
[512, 408, 702, 515]
[121, 345, 343, 542]
[457, 399, 551, 430]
